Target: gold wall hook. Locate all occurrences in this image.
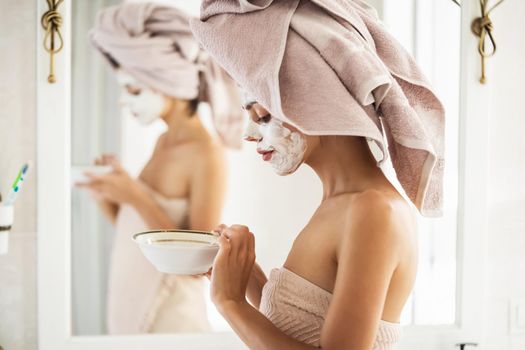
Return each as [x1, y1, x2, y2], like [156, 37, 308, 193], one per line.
[471, 0, 505, 84]
[41, 0, 64, 83]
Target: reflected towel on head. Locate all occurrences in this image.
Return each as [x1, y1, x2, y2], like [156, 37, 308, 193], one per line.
[190, 0, 446, 216]
[90, 2, 244, 148]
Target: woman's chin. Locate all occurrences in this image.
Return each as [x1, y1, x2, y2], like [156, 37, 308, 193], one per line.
[272, 162, 302, 176]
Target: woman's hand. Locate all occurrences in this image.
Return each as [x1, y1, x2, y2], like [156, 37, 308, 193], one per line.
[77, 154, 144, 205]
[210, 224, 256, 313]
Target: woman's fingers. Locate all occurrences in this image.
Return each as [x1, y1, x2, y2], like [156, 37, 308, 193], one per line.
[205, 267, 212, 278]
[213, 225, 254, 255]
[102, 153, 116, 162]
[248, 231, 255, 254]
[230, 224, 250, 234]
[106, 156, 124, 173]
[197, 267, 212, 280]
[94, 153, 114, 166]
[230, 225, 253, 251]
[218, 225, 253, 246]
[215, 234, 231, 264]
[219, 225, 256, 266]
[219, 233, 231, 250]
[222, 228, 244, 259]
[84, 172, 101, 182]
[248, 233, 256, 265]
[213, 224, 228, 235]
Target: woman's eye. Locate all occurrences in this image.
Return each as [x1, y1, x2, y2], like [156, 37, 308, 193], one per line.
[126, 86, 141, 96]
[258, 114, 272, 124]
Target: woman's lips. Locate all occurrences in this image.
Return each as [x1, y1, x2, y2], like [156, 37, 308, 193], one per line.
[257, 149, 274, 161]
[263, 151, 274, 161]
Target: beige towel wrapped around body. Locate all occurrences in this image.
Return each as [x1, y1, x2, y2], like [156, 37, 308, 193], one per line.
[191, 0, 446, 216]
[260, 267, 402, 348]
[107, 184, 210, 334]
[90, 2, 244, 148]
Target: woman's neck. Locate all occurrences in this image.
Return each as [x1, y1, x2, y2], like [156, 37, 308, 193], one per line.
[305, 136, 393, 201]
[162, 107, 209, 146]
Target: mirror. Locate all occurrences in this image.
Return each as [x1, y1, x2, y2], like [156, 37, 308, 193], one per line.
[70, 0, 322, 336]
[69, 0, 461, 338]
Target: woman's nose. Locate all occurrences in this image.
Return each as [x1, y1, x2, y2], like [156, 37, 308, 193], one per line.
[243, 120, 262, 142]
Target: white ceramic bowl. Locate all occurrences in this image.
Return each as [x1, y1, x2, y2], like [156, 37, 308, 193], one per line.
[133, 230, 219, 275]
[71, 165, 113, 185]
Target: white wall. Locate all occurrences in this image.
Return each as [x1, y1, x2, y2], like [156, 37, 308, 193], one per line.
[484, 2, 525, 349]
[0, 1, 37, 350]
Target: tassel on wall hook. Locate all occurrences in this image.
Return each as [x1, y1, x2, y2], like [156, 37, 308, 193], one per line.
[456, 0, 506, 83]
[471, 0, 505, 84]
[41, 0, 64, 83]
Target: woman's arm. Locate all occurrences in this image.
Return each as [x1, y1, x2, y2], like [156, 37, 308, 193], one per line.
[211, 193, 403, 350]
[211, 225, 316, 350]
[79, 154, 120, 225]
[203, 261, 267, 309]
[130, 188, 177, 229]
[319, 193, 401, 350]
[93, 197, 119, 225]
[80, 158, 176, 229]
[245, 262, 267, 308]
[219, 300, 317, 350]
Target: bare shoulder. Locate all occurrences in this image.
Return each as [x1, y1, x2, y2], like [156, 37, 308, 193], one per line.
[192, 139, 225, 169]
[341, 189, 417, 259]
[184, 140, 227, 186]
[349, 189, 415, 227]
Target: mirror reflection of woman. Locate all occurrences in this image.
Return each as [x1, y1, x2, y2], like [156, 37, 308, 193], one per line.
[80, 3, 243, 335]
[192, 0, 445, 349]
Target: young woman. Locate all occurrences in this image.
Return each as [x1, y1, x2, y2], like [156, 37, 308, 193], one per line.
[192, 0, 445, 348]
[79, 3, 243, 334]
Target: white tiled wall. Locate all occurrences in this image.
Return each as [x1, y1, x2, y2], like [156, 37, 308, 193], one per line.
[0, 0, 37, 350]
[0, 233, 37, 350]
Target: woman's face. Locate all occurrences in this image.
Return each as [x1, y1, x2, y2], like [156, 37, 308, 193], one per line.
[243, 101, 308, 176]
[116, 70, 167, 125]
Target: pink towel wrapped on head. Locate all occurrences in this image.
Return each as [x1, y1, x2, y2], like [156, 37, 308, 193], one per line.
[90, 2, 244, 148]
[190, 0, 446, 216]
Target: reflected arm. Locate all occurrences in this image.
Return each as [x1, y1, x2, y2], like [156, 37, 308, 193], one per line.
[131, 189, 177, 229]
[94, 199, 119, 225]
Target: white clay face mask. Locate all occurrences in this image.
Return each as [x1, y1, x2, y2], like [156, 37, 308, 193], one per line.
[245, 116, 307, 176]
[116, 71, 166, 125]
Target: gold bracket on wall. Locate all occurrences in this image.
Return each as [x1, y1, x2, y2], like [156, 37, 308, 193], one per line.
[452, 0, 506, 84]
[41, 0, 64, 83]
[471, 0, 505, 84]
